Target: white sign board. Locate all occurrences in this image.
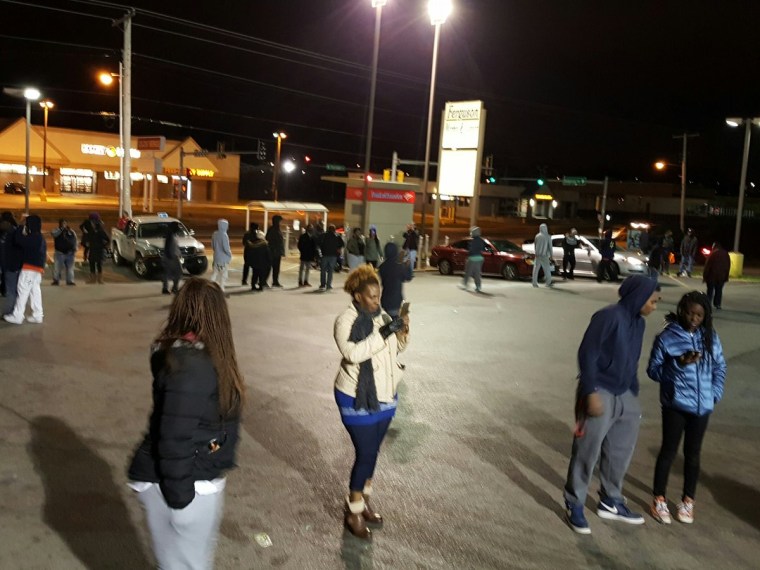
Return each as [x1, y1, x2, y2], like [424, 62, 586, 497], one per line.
[441, 100, 483, 150]
[438, 149, 478, 198]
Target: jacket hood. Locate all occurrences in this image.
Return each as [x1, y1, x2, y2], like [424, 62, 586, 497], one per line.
[249, 222, 259, 232]
[217, 219, 229, 232]
[538, 223, 549, 236]
[2, 211, 17, 226]
[384, 242, 398, 259]
[272, 215, 283, 225]
[470, 226, 481, 237]
[618, 275, 658, 317]
[26, 215, 42, 233]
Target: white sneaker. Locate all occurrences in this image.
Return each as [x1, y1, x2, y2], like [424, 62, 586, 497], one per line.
[26, 316, 43, 324]
[650, 496, 672, 524]
[675, 499, 694, 524]
[3, 314, 23, 325]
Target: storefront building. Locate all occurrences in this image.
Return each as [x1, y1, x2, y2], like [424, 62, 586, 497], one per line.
[0, 118, 240, 204]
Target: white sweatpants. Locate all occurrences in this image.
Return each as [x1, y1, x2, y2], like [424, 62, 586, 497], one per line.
[211, 264, 229, 292]
[137, 485, 224, 570]
[10, 269, 43, 321]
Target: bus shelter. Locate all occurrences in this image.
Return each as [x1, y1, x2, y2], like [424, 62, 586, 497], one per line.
[245, 201, 329, 233]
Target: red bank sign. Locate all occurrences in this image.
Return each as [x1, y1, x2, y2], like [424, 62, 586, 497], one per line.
[346, 187, 415, 204]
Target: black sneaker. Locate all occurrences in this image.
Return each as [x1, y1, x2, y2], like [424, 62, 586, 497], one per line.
[51, 281, 59, 286]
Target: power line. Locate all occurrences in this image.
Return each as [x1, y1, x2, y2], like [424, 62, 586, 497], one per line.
[0, 0, 113, 20]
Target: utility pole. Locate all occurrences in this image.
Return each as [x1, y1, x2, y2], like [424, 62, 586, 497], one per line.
[674, 132, 699, 233]
[114, 9, 135, 218]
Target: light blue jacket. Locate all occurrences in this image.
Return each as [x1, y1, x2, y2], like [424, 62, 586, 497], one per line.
[211, 219, 232, 266]
[647, 318, 727, 416]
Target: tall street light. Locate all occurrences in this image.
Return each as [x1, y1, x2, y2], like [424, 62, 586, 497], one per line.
[272, 132, 287, 202]
[726, 117, 760, 253]
[23, 87, 41, 215]
[99, 68, 125, 215]
[419, 0, 452, 237]
[361, 0, 388, 232]
[39, 99, 54, 196]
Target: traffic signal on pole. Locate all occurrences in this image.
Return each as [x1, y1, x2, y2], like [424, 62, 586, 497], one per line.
[537, 178, 544, 186]
[257, 140, 267, 161]
[304, 155, 311, 163]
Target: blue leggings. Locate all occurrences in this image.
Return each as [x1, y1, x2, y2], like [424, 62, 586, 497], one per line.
[344, 418, 392, 492]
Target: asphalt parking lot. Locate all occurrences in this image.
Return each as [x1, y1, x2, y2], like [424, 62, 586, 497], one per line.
[1, 260, 759, 569]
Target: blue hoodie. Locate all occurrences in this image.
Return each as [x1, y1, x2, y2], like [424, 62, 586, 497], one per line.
[577, 275, 659, 396]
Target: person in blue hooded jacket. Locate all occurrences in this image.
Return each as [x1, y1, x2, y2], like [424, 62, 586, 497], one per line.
[563, 275, 660, 534]
[646, 291, 726, 525]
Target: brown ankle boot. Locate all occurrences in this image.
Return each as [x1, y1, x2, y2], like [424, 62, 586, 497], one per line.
[345, 498, 371, 540]
[362, 494, 383, 525]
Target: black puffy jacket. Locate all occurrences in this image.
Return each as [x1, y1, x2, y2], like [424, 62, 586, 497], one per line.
[128, 340, 240, 509]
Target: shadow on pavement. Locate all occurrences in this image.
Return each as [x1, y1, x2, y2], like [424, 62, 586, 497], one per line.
[700, 472, 760, 531]
[28, 416, 150, 569]
[340, 532, 374, 570]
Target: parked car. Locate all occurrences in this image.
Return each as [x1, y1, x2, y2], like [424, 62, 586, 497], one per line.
[3, 182, 25, 194]
[522, 234, 648, 279]
[430, 237, 550, 280]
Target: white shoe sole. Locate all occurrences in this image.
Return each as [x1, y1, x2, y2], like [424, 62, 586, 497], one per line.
[597, 508, 646, 525]
[565, 515, 591, 535]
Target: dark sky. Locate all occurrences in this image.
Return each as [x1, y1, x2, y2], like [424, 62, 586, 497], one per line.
[2, 0, 759, 192]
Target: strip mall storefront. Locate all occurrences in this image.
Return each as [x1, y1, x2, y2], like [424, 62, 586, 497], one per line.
[0, 118, 240, 204]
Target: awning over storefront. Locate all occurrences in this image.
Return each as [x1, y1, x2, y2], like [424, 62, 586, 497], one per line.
[245, 200, 329, 232]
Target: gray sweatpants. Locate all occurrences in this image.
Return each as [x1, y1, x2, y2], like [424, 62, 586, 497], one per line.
[463, 258, 484, 290]
[137, 484, 224, 570]
[564, 388, 641, 506]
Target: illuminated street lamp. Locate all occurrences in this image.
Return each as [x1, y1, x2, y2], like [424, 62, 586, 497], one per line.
[39, 99, 54, 195]
[419, 0, 452, 238]
[272, 132, 287, 202]
[726, 117, 760, 253]
[361, 0, 388, 232]
[22, 87, 41, 215]
[653, 131, 697, 233]
[98, 67, 125, 215]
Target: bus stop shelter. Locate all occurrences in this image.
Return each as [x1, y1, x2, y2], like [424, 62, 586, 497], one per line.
[244, 201, 329, 232]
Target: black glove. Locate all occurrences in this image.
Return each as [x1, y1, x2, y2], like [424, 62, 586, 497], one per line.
[379, 316, 405, 339]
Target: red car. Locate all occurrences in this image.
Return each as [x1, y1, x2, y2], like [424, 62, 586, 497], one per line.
[429, 237, 542, 280]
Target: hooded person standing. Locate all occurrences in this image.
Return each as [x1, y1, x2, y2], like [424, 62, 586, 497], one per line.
[678, 229, 698, 278]
[597, 229, 617, 282]
[265, 215, 285, 287]
[702, 242, 731, 310]
[244, 227, 271, 292]
[378, 242, 411, 317]
[51, 218, 78, 286]
[562, 229, 579, 279]
[4, 214, 46, 324]
[241, 223, 258, 286]
[532, 223, 553, 288]
[563, 275, 660, 534]
[211, 219, 232, 292]
[364, 226, 382, 268]
[162, 221, 183, 295]
[86, 218, 109, 284]
[462, 226, 487, 293]
[297, 224, 316, 287]
[1, 211, 21, 310]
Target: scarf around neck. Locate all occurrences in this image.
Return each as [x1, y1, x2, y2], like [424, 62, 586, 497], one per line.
[350, 301, 381, 411]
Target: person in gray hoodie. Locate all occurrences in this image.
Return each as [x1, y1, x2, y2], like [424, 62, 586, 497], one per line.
[532, 223, 553, 288]
[211, 219, 232, 292]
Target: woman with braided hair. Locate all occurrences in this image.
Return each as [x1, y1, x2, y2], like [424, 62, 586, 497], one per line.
[647, 291, 727, 525]
[334, 264, 409, 540]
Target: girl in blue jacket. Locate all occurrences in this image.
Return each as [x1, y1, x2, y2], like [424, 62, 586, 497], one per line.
[647, 291, 727, 525]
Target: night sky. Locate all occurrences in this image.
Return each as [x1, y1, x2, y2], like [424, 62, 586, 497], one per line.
[2, 0, 760, 195]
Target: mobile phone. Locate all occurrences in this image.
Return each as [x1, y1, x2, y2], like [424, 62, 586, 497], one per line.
[399, 301, 410, 317]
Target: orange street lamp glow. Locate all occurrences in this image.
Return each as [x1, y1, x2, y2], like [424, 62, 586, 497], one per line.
[655, 161, 666, 170]
[98, 72, 115, 86]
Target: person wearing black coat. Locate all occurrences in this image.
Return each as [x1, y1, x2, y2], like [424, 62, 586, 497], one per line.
[4, 214, 46, 324]
[0, 211, 21, 311]
[244, 228, 272, 291]
[265, 214, 285, 287]
[241, 222, 258, 286]
[162, 221, 183, 294]
[128, 278, 245, 570]
[378, 242, 411, 316]
[86, 220, 109, 284]
[298, 224, 317, 287]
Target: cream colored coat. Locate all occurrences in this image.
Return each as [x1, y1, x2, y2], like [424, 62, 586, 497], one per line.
[334, 304, 407, 403]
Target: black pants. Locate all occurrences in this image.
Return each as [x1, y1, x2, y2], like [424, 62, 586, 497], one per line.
[562, 254, 575, 278]
[270, 255, 282, 285]
[89, 259, 102, 273]
[344, 418, 392, 492]
[162, 259, 182, 292]
[597, 259, 616, 282]
[653, 407, 710, 500]
[706, 281, 725, 308]
[251, 266, 269, 290]
[242, 263, 250, 284]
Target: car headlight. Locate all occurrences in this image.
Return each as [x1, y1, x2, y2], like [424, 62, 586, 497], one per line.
[626, 256, 644, 266]
[144, 246, 161, 256]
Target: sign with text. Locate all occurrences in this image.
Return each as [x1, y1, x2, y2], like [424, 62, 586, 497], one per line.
[346, 188, 415, 203]
[441, 100, 484, 150]
[137, 136, 166, 151]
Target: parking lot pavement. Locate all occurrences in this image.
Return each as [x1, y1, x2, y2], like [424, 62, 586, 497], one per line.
[1, 269, 759, 568]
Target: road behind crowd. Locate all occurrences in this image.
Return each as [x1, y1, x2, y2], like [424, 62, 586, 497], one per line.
[1, 260, 759, 569]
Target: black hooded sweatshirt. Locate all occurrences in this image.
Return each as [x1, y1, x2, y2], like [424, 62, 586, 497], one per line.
[15, 215, 46, 270]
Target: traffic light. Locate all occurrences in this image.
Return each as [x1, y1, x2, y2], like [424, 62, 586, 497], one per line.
[304, 155, 311, 163]
[488, 176, 496, 184]
[537, 178, 544, 186]
[257, 140, 267, 161]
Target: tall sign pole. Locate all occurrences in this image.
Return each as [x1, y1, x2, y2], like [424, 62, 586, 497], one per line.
[674, 132, 698, 232]
[115, 9, 136, 218]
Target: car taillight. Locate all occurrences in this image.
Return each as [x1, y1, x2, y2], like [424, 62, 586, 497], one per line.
[701, 247, 711, 256]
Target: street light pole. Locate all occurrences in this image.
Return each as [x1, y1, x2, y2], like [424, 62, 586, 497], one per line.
[420, 0, 451, 237]
[674, 132, 698, 233]
[733, 119, 752, 253]
[361, 0, 387, 233]
[272, 132, 286, 202]
[40, 100, 54, 196]
[23, 87, 41, 215]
